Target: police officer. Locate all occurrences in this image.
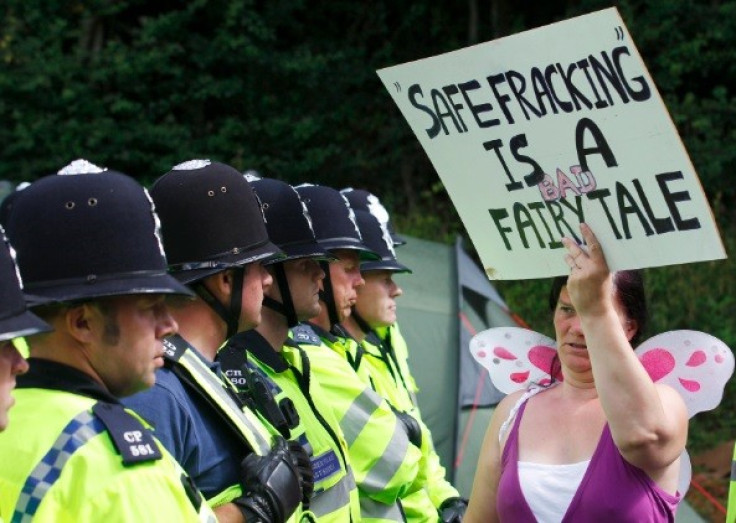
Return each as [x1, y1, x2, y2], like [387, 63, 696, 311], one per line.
[122, 160, 312, 523]
[292, 183, 425, 522]
[0, 226, 51, 432]
[342, 208, 468, 523]
[0, 159, 216, 522]
[217, 176, 361, 521]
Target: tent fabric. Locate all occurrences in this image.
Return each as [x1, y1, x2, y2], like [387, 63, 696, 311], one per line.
[456, 237, 510, 409]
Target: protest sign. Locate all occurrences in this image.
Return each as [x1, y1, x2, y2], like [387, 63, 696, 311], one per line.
[377, 7, 725, 280]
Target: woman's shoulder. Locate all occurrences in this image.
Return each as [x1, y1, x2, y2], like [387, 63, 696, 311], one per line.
[495, 389, 527, 414]
[492, 389, 534, 437]
[496, 385, 554, 415]
[494, 385, 558, 443]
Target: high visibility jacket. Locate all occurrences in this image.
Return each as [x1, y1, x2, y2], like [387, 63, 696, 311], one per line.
[372, 324, 462, 514]
[292, 322, 424, 522]
[0, 387, 216, 522]
[727, 443, 736, 523]
[374, 324, 418, 399]
[152, 335, 314, 521]
[217, 330, 361, 522]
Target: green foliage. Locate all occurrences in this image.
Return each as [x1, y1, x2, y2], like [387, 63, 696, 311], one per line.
[1, 0, 734, 462]
[0, 0, 471, 191]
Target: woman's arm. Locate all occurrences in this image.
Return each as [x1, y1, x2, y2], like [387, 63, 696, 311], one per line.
[563, 224, 688, 474]
[465, 391, 520, 523]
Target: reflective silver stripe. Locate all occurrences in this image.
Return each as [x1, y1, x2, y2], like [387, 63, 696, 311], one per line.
[359, 497, 404, 521]
[310, 470, 356, 517]
[359, 419, 410, 494]
[340, 388, 382, 445]
[13, 410, 104, 522]
[178, 351, 271, 455]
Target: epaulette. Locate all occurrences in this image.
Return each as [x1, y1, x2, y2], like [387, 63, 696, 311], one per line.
[92, 402, 163, 464]
[291, 324, 323, 346]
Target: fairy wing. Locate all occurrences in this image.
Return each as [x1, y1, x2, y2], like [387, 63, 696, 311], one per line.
[634, 330, 735, 497]
[635, 330, 734, 418]
[471, 328, 733, 497]
[470, 327, 559, 395]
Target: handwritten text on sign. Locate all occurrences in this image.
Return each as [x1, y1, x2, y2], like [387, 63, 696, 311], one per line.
[377, 8, 725, 279]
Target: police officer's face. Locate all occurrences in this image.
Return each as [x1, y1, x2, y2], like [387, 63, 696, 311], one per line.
[239, 262, 273, 330]
[282, 258, 325, 321]
[88, 294, 177, 397]
[327, 250, 364, 323]
[354, 270, 402, 329]
[0, 340, 29, 431]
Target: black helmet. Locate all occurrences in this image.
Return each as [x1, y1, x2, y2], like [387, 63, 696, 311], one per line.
[4, 159, 193, 304]
[294, 184, 378, 260]
[249, 176, 333, 327]
[353, 210, 411, 274]
[249, 176, 333, 263]
[150, 160, 283, 284]
[0, 228, 51, 342]
[341, 187, 406, 246]
[151, 160, 283, 339]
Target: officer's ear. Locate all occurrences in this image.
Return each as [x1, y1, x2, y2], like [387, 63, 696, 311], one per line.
[201, 271, 231, 302]
[65, 303, 96, 344]
[212, 268, 249, 300]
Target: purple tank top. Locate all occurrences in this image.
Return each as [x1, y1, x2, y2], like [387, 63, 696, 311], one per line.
[496, 398, 680, 522]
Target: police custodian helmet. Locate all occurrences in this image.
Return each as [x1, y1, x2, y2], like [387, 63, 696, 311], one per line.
[0, 227, 51, 341]
[341, 187, 406, 247]
[150, 160, 283, 284]
[352, 210, 411, 274]
[294, 184, 378, 261]
[4, 159, 193, 303]
[249, 176, 332, 263]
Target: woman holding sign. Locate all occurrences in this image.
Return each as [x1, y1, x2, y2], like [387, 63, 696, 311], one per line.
[466, 223, 687, 522]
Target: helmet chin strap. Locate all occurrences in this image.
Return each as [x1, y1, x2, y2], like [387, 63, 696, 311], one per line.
[262, 264, 299, 328]
[192, 267, 244, 339]
[350, 308, 372, 334]
[318, 260, 341, 328]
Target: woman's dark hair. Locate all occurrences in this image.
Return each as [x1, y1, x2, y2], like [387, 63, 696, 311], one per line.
[548, 270, 647, 346]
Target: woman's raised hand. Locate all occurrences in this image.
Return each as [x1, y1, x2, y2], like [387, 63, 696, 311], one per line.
[561, 223, 613, 317]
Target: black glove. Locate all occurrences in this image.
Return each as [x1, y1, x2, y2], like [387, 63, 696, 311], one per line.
[392, 407, 422, 448]
[287, 439, 314, 510]
[234, 436, 303, 523]
[439, 497, 468, 523]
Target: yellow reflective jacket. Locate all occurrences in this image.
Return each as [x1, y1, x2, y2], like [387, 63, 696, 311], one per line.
[373, 324, 462, 512]
[292, 322, 424, 522]
[218, 330, 361, 522]
[727, 442, 736, 523]
[0, 387, 215, 522]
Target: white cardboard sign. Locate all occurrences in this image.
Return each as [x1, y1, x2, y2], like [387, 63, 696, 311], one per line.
[377, 7, 725, 280]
